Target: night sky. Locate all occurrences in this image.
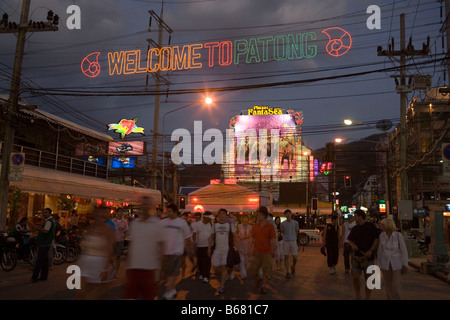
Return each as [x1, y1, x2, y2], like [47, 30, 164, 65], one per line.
[0, 0, 444, 154]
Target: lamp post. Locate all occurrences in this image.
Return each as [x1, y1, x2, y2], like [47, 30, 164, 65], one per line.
[161, 98, 213, 208]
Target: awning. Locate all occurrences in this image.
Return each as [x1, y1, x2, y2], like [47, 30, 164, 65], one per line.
[9, 165, 160, 204]
[185, 204, 259, 213]
[185, 183, 260, 212]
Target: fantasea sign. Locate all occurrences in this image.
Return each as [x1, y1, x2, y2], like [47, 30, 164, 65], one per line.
[81, 27, 352, 78]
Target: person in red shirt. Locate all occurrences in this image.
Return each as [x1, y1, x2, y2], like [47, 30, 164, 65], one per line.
[249, 206, 277, 294]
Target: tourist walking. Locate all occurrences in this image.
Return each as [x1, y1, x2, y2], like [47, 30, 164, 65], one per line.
[377, 217, 408, 300]
[237, 214, 252, 279]
[274, 216, 283, 270]
[323, 216, 340, 274]
[347, 209, 379, 300]
[208, 208, 236, 294]
[160, 204, 192, 300]
[342, 214, 356, 273]
[31, 208, 55, 283]
[113, 208, 129, 278]
[280, 209, 299, 278]
[192, 212, 214, 283]
[76, 206, 116, 299]
[125, 196, 165, 300]
[249, 206, 277, 294]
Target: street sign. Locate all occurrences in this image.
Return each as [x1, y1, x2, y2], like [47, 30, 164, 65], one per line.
[413, 207, 427, 217]
[398, 200, 413, 220]
[8, 172, 23, 182]
[9, 152, 25, 181]
[10, 152, 25, 167]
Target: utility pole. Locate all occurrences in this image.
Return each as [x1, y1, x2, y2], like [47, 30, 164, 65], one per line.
[377, 13, 431, 208]
[147, 7, 172, 191]
[0, 0, 58, 229]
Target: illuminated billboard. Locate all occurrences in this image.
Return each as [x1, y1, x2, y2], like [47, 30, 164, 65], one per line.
[108, 141, 145, 156]
[112, 157, 136, 169]
[75, 143, 107, 157]
[223, 109, 305, 182]
[84, 157, 105, 165]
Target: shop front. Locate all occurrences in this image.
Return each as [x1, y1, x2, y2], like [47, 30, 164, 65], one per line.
[8, 164, 160, 226]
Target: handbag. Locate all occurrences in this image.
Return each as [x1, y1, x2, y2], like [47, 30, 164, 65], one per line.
[320, 246, 327, 256]
[226, 222, 240, 266]
[227, 245, 241, 266]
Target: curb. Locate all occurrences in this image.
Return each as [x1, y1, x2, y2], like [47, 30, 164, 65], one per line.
[409, 260, 450, 285]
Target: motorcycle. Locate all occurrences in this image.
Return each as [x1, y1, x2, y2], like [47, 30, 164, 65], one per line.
[15, 235, 37, 266]
[417, 239, 429, 255]
[0, 232, 17, 272]
[55, 227, 80, 263]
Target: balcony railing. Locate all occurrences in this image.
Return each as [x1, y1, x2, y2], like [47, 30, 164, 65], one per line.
[1, 143, 108, 179]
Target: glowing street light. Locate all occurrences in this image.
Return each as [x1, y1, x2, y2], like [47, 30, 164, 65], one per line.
[344, 119, 353, 126]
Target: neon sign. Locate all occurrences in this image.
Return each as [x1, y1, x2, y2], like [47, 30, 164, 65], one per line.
[248, 106, 283, 116]
[82, 27, 352, 78]
[81, 52, 101, 78]
[108, 118, 144, 138]
[322, 27, 352, 57]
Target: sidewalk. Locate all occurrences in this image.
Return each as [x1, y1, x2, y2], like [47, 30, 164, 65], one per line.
[408, 248, 450, 285]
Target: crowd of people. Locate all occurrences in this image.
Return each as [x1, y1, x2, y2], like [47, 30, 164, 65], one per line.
[72, 197, 311, 300]
[12, 200, 410, 300]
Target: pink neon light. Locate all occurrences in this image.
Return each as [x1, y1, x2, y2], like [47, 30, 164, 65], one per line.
[322, 27, 352, 57]
[81, 52, 101, 78]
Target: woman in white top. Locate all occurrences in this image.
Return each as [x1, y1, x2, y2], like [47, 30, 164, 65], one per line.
[236, 214, 252, 279]
[377, 217, 408, 300]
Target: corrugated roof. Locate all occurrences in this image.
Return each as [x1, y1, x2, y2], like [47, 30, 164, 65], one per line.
[0, 95, 112, 142]
[22, 109, 113, 142]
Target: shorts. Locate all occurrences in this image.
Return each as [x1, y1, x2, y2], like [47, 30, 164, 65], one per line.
[249, 253, 272, 278]
[161, 255, 182, 277]
[114, 241, 124, 257]
[78, 254, 114, 284]
[283, 240, 298, 256]
[352, 256, 374, 274]
[211, 250, 228, 267]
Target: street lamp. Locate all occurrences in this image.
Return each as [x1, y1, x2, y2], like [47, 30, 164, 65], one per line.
[161, 97, 214, 208]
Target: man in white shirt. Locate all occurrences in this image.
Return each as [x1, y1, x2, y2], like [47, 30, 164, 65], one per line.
[192, 212, 214, 283]
[280, 210, 299, 278]
[160, 204, 192, 300]
[125, 196, 165, 300]
[208, 208, 236, 294]
[342, 215, 356, 273]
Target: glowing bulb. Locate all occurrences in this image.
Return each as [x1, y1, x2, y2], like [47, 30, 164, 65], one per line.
[335, 138, 343, 143]
[344, 119, 353, 125]
[205, 97, 213, 105]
